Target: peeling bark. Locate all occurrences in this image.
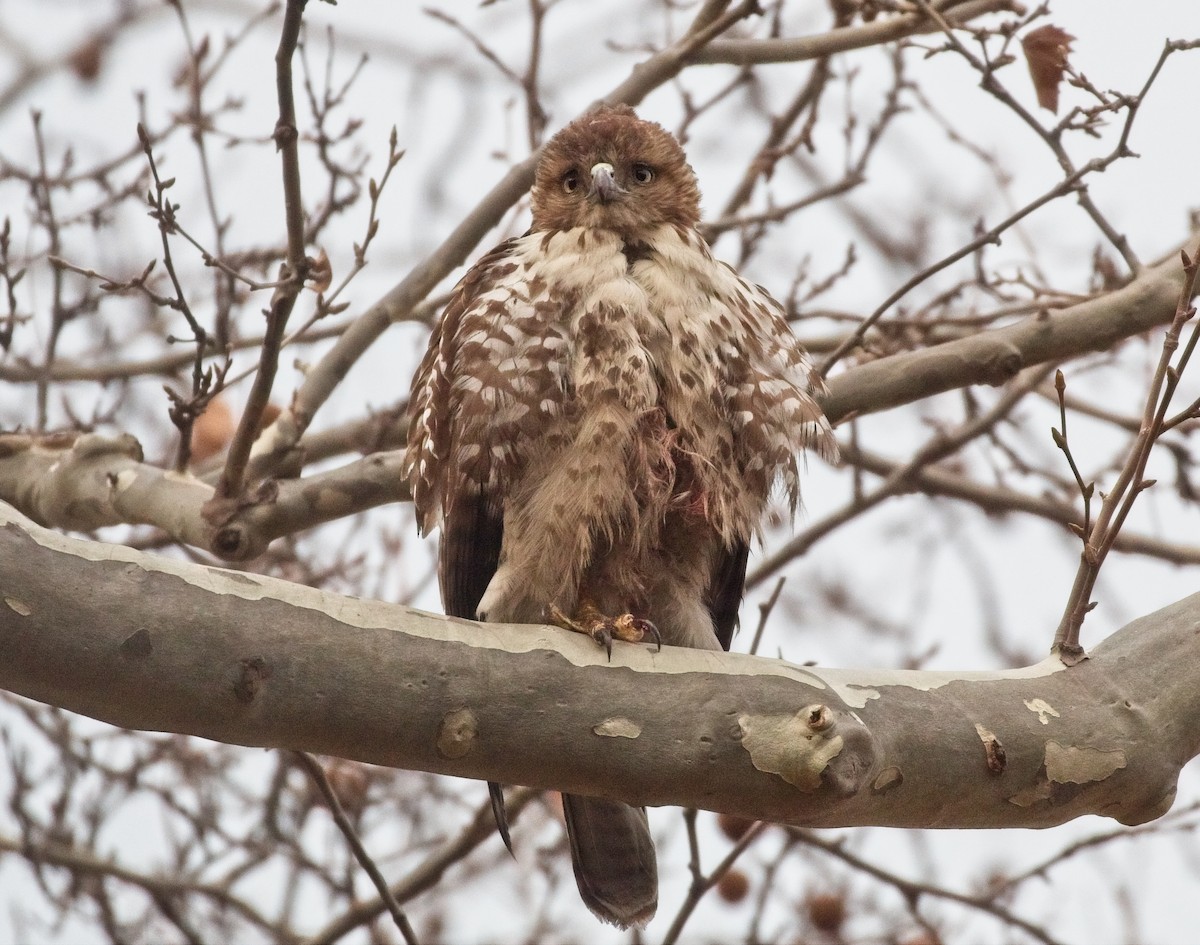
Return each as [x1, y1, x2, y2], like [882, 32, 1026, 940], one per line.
[2, 501, 1196, 832]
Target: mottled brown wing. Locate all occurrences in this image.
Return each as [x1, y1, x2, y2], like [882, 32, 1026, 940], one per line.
[703, 266, 835, 651]
[404, 233, 573, 619]
[707, 541, 749, 652]
[720, 271, 838, 512]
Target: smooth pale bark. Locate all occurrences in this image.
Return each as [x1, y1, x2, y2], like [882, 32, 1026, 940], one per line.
[1, 501, 1195, 831]
[0, 433, 409, 560]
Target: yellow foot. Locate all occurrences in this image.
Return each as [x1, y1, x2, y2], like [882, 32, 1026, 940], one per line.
[547, 603, 661, 660]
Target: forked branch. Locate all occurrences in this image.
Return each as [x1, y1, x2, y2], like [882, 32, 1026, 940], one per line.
[1053, 244, 1200, 658]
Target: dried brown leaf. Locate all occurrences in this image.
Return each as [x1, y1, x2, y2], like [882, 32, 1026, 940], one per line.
[1022, 24, 1076, 113]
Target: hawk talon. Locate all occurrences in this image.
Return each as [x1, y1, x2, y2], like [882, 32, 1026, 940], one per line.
[611, 613, 661, 651]
[547, 603, 659, 659]
[546, 602, 583, 633]
[592, 625, 613, 661]
[607, 613, 640, 644]
[637, 617, 662, 652]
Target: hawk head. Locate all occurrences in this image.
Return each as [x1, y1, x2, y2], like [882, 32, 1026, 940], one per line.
[531, 104, 702, 239]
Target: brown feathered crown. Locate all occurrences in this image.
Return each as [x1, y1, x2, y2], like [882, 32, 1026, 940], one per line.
[531, 104, 702, 237]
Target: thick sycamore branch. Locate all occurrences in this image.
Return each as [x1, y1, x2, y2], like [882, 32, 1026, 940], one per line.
[2, 501, 1195, 831]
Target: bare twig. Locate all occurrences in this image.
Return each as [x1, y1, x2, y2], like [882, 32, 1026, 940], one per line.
[0, 218, 27, 351]
[786, 827, 1066, 945]
[820, 162, 1128, 378]
[293, 751, 420, 945]
[1049, 369, 1095, 542]
[31, 110, 65, 431]
[748, 576, 786, 656]
[752, 364, 1056, 586]
[692, 0, 1022, 66]
[911, 3, 1199, 278]
[0, 831, 289, 940]
[215, 0, 311, 502]
[820, 16, 1199, 378]
[1053, 243, 1200, 657]
[819, 237, 1198, 425]
[304, 788, 538, 945]
[661, 818, 768, 945]
[834, 440, 1200, 565]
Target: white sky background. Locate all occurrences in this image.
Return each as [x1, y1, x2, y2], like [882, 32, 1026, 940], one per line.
[1, 1, 1199, 943]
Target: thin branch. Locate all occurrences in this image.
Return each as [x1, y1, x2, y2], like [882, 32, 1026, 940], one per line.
[989, 800, 1200, 898]
[0, 833, 289, 940]
[910, 0, 1169, 277]
[1049, 369, 1094, 541]
[818, 235, 1199, 425]
[293, 751, 420, 945]
[786, 828, 1066, 945]
[833, 440, 1200, 565]
[216, 0, 310, 502]
[661, 820, 769, 945]
[753, 365, 1055, 586]
[1053, 243, 1200, 656]
[31, 110, 65, 431]
[748, 577, 786, 656]
[820, 159, 1124, 378]
[691, 0, 1021, 66]
[305, 789, 537, 945]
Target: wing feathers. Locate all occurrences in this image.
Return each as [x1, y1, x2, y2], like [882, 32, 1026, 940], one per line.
[439, 491, 503, 620]
[708, 540, 750, 652]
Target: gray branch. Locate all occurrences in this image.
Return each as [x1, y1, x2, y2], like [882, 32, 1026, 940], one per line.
[2, 501, 1192, 831]
[820, 240, 1199, 423]
[0, 434, 409, 560]
[691, 0, 1020, 67]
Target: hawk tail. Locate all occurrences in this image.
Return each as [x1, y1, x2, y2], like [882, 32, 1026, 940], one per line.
[561, 793, 658, 928]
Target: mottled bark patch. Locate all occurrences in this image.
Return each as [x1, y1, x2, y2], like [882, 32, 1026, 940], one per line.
[437, 707, 479, 759]
[738, 707, 845, 792]
[593, 717, 642, 739]
[233, 656, 272, 703]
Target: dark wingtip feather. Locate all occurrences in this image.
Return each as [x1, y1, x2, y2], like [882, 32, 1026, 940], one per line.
[709, 541, 749, 651]
[488, 781, 515, 858]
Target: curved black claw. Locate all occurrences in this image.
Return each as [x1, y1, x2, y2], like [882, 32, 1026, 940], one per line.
[590, 625, 614, 661]
[634, 617, 662, 652]
[488, 780, 515, 858]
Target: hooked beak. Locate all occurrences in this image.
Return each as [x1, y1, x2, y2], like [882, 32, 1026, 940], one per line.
[588, 162, 625, 203]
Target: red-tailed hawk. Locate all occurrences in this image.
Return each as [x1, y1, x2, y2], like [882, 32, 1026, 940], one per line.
[405, 104, 836, 928]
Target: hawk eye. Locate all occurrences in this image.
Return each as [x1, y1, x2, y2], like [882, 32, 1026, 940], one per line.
[631, 163, 654, 184]
[562, 171, 581, 193]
